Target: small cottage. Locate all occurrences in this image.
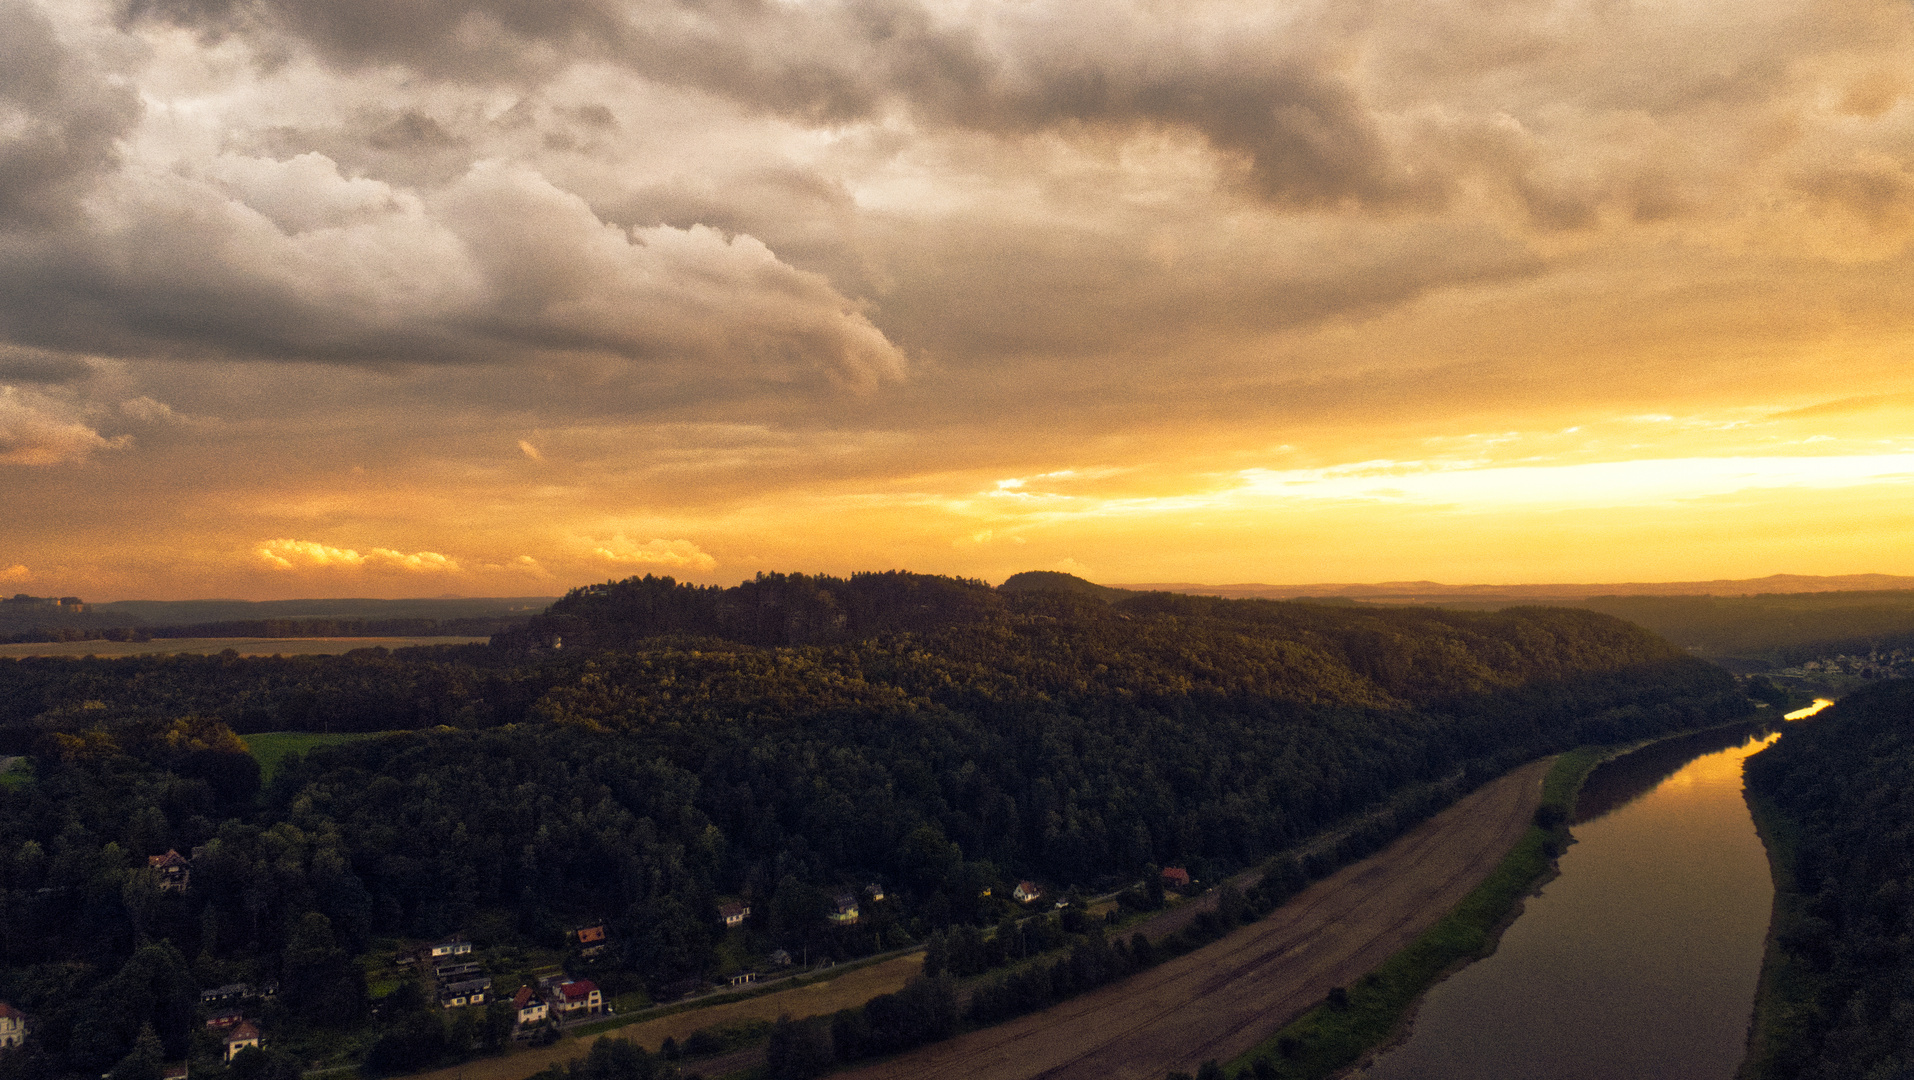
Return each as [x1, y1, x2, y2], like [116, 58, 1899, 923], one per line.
[550, 979, 602, 1016]
[573, 924, 609, 957]
[719, 901, 751, 927]
[1160, 867, 1192, 890]
[147, 850, 191, 892]
[439, 977, 491, 1009]
[512, 986, 548, 1026]
[0, 1001, 24, 1048]
[429, 936, 473, 958]
[829, 893, 860, 924]
[1013, 881, 1042, 903]
[223, 1021, 261, 1061]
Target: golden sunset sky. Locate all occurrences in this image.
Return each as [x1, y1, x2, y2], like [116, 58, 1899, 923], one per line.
[3, 0, 1913, 599]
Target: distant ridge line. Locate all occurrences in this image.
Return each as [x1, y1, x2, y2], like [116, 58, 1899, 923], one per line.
[1113, 573, 1914, 602]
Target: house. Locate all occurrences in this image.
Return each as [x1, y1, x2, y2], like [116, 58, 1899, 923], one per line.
[1013, 881, 1042, 903]
[223, 1022, 261, 1061]
[147, 849, 191, 892]
[550, 979, 602, 1016]
[572, 924, 609, 957]
[0, 1001, 23, 1048]
[439, 977, 491, 1009]
[204, 1010, 245, 1031]
[199, 983, 251, 1006]
[429, 936, 473, 958]
[864, 883, 885, 902]
[434, 961, 482, 982]
[829, 893, 860, 925]
[768, 948, 793, 967]
[1160, 867, 1192, 890]
[512, 986, 548, 1026]
[719, 901, 751, 927]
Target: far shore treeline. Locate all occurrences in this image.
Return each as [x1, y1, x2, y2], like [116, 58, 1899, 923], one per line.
[0, 571, 1751, 1079]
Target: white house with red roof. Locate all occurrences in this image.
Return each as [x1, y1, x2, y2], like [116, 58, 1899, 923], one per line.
[549, 979, 602, 1016]
[512, 986, 548, 1026]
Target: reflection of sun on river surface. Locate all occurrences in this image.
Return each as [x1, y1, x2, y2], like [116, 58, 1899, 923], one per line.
[1784, 697, 1834, 720]
[1357, 730, 1780, 1080]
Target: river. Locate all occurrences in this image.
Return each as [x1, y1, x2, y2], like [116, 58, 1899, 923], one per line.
[1355, 723, 1780, 1080]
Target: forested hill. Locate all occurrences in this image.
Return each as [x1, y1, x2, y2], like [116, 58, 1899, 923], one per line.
[1743, 680, 1914, 1080]
[497, 571, 1701, 716]
[0, 571, 1749, 1077]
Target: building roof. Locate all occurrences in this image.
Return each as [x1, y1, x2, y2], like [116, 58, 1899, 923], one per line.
[557, 979, 599, 1002]
[225, 1021, 261, 1043]
[575, 924, 607, 943]
[148, 850, 189, 869]
[720, 901, 749, 917]
[1161, 867, 1191, 885]
[442, 978, 491, 994]
[0, 1001, 21, 1020]
[513, 986, 541, 1009]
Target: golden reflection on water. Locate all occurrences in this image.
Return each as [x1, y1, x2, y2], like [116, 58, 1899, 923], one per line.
[1653, 733, 1779, 790]
[1784, 698, 1835, 721]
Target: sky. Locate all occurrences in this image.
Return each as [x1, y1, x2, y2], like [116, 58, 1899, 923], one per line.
[2, 0, 1913, 600]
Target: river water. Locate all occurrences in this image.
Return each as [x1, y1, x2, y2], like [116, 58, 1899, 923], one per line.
[1355, 724, 1779, 1080]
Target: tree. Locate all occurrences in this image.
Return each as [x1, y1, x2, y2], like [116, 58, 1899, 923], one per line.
[765, 1015, 833, 1080]
[104, 1025, 162, 1080]
[283, 912, 366, 1025]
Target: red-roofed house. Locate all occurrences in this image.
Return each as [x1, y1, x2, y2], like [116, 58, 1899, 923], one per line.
[223, 1021, 261, 1061]
[1013, 881, 1042, 903]
[512, 986, 548, 1026]
[719, 901, 751, 927]
[0, 1001, 23, 1048]
[1160, 867, 1192, 890]
[572, 924, 608, 957]
[551, 979, 602, 1017]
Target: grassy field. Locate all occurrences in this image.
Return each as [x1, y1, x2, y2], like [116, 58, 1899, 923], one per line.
[0, 636, 486, 659]
[241, 731, 398, 783]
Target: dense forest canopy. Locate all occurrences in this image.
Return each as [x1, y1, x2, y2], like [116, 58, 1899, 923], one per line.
[0, 572, 1750, 1078]
[1743, 679, 1914, 1080]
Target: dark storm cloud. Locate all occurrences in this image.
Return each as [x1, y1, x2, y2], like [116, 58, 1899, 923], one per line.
[0, 346, 95, 385]
[124, 0, 1430, 211]
[0, 157, 906, 388]
[0, 0, 142, 228]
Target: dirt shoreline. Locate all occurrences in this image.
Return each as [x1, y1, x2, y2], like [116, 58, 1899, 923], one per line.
[837, 758, 1552, 1080]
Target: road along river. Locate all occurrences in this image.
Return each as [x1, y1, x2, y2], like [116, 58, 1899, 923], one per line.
[839, 758, 1554, 1080]
[1355, 723, 1779, 1080]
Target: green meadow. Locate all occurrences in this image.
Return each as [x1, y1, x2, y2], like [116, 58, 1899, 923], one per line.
[241, 731, 397, 784]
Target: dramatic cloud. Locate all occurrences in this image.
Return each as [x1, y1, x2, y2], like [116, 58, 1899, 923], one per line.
[3, 0, 1913, 597]
[0, 385, 129, 465]
[0, 0, 141, 227]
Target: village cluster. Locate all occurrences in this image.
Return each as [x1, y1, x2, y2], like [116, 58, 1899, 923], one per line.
[0, 840, 1197, 1068]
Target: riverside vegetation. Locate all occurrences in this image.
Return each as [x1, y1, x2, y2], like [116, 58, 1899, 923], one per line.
[0, 572, 1750, 1079]
[1741, 679, 1914, 1080]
